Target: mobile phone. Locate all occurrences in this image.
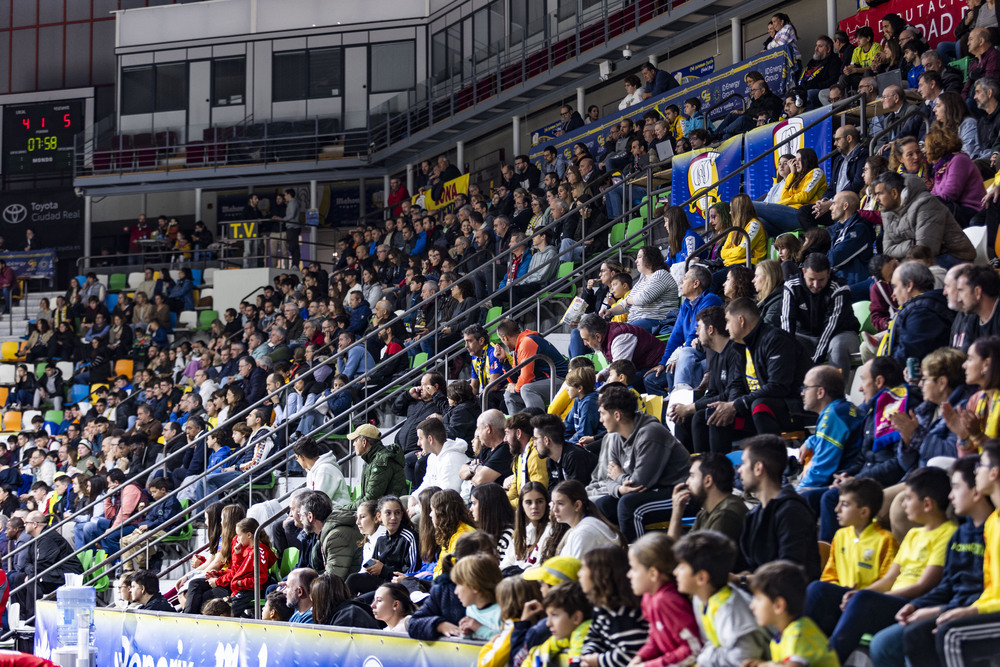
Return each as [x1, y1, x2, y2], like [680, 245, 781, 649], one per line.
[363, 559, 376, 568]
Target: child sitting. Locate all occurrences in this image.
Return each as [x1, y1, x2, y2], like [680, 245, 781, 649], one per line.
[524, 583, 593, 666]
[867, 255, 899, 334]
[204, 517, 277, 618]
[371, 582, 417, 634]
[478, 576, 543, 667]
[608, 273, 633, 323]
[745, 561, 839, 667]
[819, 478, 897, 589]
[578, 545, 647, 667]
[452, 552, 504, 640]
[805, 467, 956, 663]
[564, 367, 604, 445]
[262, 591, 293, 622]
[673, 531, 770, 665]
[626, 532, 702, 667]
[550, 357, 596, 420]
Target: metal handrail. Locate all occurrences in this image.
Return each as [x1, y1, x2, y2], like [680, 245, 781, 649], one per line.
[684, 225, 753, 270]
[480, 354, 558, 412]
[867, 104, 930, 155]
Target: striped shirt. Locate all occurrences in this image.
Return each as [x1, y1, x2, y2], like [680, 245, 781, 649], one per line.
[627, 269, 678, 322]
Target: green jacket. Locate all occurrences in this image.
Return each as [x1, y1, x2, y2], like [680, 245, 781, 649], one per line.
[349, 441, 408, 510]
[311, 508, 362, 579]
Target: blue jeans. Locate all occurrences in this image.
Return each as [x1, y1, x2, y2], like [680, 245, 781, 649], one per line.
[0, 286, 10, 314]
[755, 203, 804, 237]
[606, 184, 647, 221]
[936, 41, 960, 62]
[868, 621, 909, 667]
[559, 238, 584, 264]
[568, 328, 592, 359]
[718, 112, 755, 138]
[629, 318, 663, 334]
[102, 524, 138, 560]
[806, 582, 908, 663]
[81, 517, 112, 549]
[801, 486, 841, 542]
[644, 345, 705, 396]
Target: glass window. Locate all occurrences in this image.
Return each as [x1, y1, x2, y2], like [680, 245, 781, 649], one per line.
[121, 65, 155, 115]
[273, 51, 308, 101]
[308, 47, 342, 98]
[212, 56, 246, 106]
[154, 63, 187, 112]
[431, 30, 448, 84]
[370, 42, 415, 93]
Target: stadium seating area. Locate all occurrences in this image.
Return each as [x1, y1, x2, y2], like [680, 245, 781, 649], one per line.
[4, 4, 1000, 667]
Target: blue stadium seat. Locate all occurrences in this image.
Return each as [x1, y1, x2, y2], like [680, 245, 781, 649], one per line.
[105, 293, 119, 310]
[70, 384, 90, 404]
[191, 269, 202, 286]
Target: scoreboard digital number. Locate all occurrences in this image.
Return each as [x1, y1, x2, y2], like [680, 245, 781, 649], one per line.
[3, 100, 84, 175]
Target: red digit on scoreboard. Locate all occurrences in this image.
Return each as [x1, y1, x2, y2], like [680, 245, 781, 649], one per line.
[64, 114, 71, 127]
[21, 118, 29, 130]
[40, 117, 45, 128]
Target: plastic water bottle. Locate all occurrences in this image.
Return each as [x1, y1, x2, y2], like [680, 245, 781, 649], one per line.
[56, 583, 96, 648]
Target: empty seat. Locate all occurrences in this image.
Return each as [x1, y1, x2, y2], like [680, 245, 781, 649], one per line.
[56, 361, 74, 378]
[44, 409, 64, 424]
[114, 359, 134, 380]
[127, 272, 145, 289]
[198, 310, 218, 330]
[21, 410, 41, 426]
[70, 384, 90, 404]
[178, 311, 198, 329]
[0, 365, 15, 385]
[108, 274, 128, 292]
[202, 268, 217, 286]
[3, 411, 21, 431]
[0, 342, 18, 361]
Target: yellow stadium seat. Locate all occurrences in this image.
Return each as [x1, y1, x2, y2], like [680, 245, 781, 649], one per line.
[3, 411, 21, 432]
[0, 342, 18, 361]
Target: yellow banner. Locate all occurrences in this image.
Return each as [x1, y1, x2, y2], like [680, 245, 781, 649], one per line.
[412, 173, 470, 211]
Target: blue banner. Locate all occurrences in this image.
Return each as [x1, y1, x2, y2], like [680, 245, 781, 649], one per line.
[34, 601, 483, 667]
[529, 46, 796, 173]
[5, 249, 56, 283]
[670, 135, 744, 228]
[531, 119, 564, 146]
[672, 57, 715, 84]
[744, 107, 834, 201]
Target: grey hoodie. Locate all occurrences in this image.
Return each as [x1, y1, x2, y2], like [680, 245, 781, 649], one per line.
[692, 586, 771, 667]
[592, 412, 690, 498]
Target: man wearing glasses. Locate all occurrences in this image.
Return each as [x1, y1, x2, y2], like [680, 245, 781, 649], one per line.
[14, 511, 83, 619]
[795, 365, 864, 492]
[554, 105, 584, 136]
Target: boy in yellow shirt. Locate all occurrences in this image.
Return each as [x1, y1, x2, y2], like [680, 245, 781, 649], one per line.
[608, 273, 632, 324]
[805, 467, 956, 663]
[819, 478, 897, 588]
[745, 560, 840, 667]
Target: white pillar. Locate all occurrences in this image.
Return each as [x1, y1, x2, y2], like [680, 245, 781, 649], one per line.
[194, 187, 203, 221]
[827, 0, 837, 39]
[406, 163, 414, 195]
[576, 86, 585, 117]
[512, 116, 521, 156]
[309, 180, 317, 262]
[731, 17, 742, 64]
[456, 141, 465, 173]
[139, 192, 147, 216]
[648, 54, 657, 67]
[84, 195, 92, 269]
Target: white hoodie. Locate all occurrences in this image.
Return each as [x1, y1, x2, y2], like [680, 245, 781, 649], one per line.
[559, 516, 622, 559]
[307, 451, 352, 508]
[414, 438, 469, 496]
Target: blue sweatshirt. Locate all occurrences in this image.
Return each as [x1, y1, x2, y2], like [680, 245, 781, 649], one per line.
[564, 391, 605, 444]
[910, 516, 986, 611]
[660, 290, 723, 363]
[797, 398, 865, 489]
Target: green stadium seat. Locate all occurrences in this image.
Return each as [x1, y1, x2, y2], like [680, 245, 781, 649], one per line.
[197, 310, 218, 330]
[542, 262, 577, 300]
[108, 274, 128, 292]
[853, 300, 875, 335]
[34, 362, 46, 378]
[44, 409, 63, 424]
[626, 218, 645, 251]
[410, 352, 429, 370]
[90, 550, 110, 593]
[949, 56, 970, 80]
[609, 222, 626, 247]
[278, 547, 300, 578]
[162, 498, 194, 543]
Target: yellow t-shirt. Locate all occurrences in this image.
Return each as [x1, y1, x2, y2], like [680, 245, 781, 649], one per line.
[434, 522, 475, 577]
[611, 291, 630, 323]
[506, 443, 549, 506]
[771, 617, 840, 667]
[720, 217, 767, 267]
[891, 521, 957, 590]
[822, 521, 898, 589]
[850, 43, 881, 69]
[974, 510, 1000, 613]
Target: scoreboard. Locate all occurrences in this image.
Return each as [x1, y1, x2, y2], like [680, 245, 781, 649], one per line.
[2, 100, 84, 175]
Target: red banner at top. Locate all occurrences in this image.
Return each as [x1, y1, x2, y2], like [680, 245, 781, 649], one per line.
[838, 0, 967, 48]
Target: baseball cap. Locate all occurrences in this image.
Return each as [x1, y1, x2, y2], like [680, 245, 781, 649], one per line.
[523, 556, 581, 586]
[347, 424, 381, 441]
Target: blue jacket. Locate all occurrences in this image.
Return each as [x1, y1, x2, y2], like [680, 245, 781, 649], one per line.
[665, 229, 703, 266]
[347, 300, 372, 334]
[910, 516, 986, 611]
[180, 437, 207, 477]
[827, 213, 874, 287]
[338, 345, 376, 380]
[208, 446, 232, 469]
[498, 251, 533, 289]
[887, 290, 954, 366]
[564, 391, 604, 444]
[142, 494, 183, 532]
[648, 69, 680, 96]
[168, 279, 194, 311]
[411, 231, 428, 256]
[660, 290, 723, 364]
[797, 398, 865, 489]
[684, 111, 714, 133]
[899, 385, 975, 469]
[408, 573, 465, 640]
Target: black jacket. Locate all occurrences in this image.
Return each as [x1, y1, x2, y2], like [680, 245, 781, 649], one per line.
[734, 321, 809, 416]
[392, 391, 449, 454]
[695, 340, 747, 410]
[241, 366, 267, 404]
[799, 54, 843, 91]
[744, 92, 784, 124]
[26, 529, 84, 584]
[951, 305, 1000, 353]
[372, 528, 420, 580]
[939, 65, 964, 94]
[139, 593, 176, 612]
[781, 275, 859, 362]
[515, 164, 542, 191]
[442, 399, 478, 444]
[823, 144, 869, 198]
[326, 598, 380, 629]
[737, 485, 821, 581]
[560, 112, 585, 134]
[758, 290, 783, 328]
[889, 289, 954, 366]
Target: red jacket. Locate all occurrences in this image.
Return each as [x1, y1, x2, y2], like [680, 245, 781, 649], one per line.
[210, 536, 277, 594]
[386, 186, 411, 217]
[636, 582, 702, 667]
[0, 267, 15, 290]
[105, 483, 147, 528]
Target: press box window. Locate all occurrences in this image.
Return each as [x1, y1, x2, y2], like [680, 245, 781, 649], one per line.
[120, 62, 187, 114]
[273, 47, 342, 102]
[212, 57, 246, 106]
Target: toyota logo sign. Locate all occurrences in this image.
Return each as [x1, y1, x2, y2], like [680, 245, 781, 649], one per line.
[2, 204, 27, 225]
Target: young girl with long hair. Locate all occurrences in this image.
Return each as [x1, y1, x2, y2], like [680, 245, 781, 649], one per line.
[199, 516, 277, 617]
[355, 499, 386, 572]
[176, 503, 242, 607]
[431, 489, 477, 577]
[550, 480, 622, 559]
[579, 546, 648, 667]
[371, 582, 417, 633]
[470, 483, 515, 559]
[311, 573, 380, 628]
[662, 206, 702, 269]
[502, 482, 552, 571]
[347, 496, 419, 595]
[627, 532, 702, 665]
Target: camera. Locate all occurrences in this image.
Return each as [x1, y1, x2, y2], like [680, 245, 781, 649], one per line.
[622, 47, 633, 60]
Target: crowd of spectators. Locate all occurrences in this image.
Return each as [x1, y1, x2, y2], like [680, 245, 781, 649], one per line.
[3, 6, 1000, 666]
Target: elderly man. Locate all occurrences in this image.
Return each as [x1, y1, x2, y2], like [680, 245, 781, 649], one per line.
[921, 49, 963, 94]
[238, 355, 267, 403]
[880, 261, 953, 365]
[963, 28, 1000, 105]
[870, 85, 927, 153]
[194, 368, 219, 406]
[459, 409, 513, 488]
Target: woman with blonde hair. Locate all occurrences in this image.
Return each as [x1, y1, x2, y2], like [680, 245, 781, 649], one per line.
[712, 193, 767, 291]
[752, 259, 785, 327]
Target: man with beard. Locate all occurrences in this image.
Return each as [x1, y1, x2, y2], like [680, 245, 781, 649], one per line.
[666, 453, 747, 544]
[531, 413, 596, 487]
[500, 412, 548, 506]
